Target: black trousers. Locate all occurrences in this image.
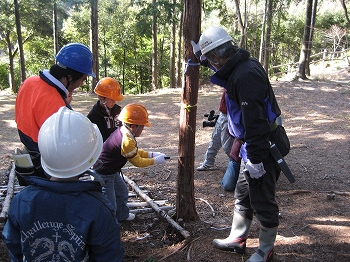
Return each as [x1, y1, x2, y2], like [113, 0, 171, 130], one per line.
[234, 154, 281, 228]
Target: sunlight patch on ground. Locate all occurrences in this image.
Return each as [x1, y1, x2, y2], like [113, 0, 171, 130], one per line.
[313, 133, 347, 141]
[319, 86, 347, 92]
[309, 224, 350, 240]
[276, 235, 311, 245]
[312, 216, 350, 223]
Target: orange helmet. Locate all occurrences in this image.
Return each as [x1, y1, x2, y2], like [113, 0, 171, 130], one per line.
[118, 103, 152, 127]
[94, 77, 124, 101]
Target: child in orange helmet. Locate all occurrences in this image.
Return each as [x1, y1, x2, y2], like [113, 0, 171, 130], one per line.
[93, 103, 167, 222]
[87, 77, 124, 141]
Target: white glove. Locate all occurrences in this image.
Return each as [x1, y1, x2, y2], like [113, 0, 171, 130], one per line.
[148, 151, 163, 158]
[153, 154, 166, 164]
[245, 160, 266, 179]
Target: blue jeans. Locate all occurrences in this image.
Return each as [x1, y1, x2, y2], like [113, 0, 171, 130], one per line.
[100, 172, 129, 222]
[221, 157, 241, 191]
[202, 113, 233, 167]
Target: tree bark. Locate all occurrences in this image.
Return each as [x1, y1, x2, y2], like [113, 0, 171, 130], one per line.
[53, 2, 59, 55]
[259, 0, 267, 63]
[90, 0, 99, 88]
[176, 10, 184, 87]
[5, 31, 17, 93]
[297, 0, 313, 80]
[152, 0, 158, 91]
[305, 0, 318, 76]
[14, 0, 26, 85]
[263, 0, 273, 72]
[339, 0, 350, 26]
[234, 0, 247, 48]
[177, 0, 200, 222]
[170, 0, 176, 89]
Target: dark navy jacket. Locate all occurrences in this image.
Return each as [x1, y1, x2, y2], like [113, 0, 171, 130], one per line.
[211, 48, 281, 164]
[2, 177, 124, 262]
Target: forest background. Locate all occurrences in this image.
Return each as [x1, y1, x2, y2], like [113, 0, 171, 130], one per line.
[0, 0, 350, 95]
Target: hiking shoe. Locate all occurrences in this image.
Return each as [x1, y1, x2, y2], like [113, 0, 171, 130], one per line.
[196, 164, 213, 171]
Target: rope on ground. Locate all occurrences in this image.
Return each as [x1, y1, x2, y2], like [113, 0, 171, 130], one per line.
[195, 197, 215, 217]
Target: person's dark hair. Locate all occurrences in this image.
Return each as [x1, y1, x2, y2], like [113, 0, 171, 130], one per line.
[209, 41, 239, 59]
[50, 64, 85, 84]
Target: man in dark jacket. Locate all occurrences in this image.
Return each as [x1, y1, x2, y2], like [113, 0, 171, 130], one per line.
[2, 107, 124, 262]
[193, 26, 290, 262]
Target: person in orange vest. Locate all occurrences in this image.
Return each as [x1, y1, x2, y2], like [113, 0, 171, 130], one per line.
[16, 43, 95, 153]
[15, 43, 95, 181]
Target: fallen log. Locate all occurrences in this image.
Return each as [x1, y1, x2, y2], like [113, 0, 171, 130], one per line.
[0, 162, 16, 223]
[127, 200, 168, 207]
[123, 174, 191, 241]
[130, 206, 173, 214]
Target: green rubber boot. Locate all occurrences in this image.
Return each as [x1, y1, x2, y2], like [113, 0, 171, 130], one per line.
[247, 226, 277, 262]
[212, 212, 252, 254]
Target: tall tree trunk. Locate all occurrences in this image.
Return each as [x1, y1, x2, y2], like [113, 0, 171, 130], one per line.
[102, 28, 107, 77]
[53, 2, 59, 55]
[123, 48, 126, 94]
[90, 0, 99, 88]
[259, 0, 267, 63]
[177, 0, 200, 222]
[176, 10, 184, 87]
[263, 0, 273, 71]
[169, 0, 176, 88]
[297, 0, 312, 80]
[339, 0, 350, 25]
[14, 0, 25, 85]
[305, 0, 318, 76]
[5, 32, 17, 93]
[159, 37, 164, 89]
[234, 0, 247, 47]
[152, 0, 158, 91]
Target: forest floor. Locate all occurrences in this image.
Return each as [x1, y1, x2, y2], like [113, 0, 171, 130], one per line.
[0, 60, 349, 262]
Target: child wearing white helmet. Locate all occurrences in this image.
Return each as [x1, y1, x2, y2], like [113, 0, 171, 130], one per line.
[93, 103, 168, 222]
[3, 107, 124, 261]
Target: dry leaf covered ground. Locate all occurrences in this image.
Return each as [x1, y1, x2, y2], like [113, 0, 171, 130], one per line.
[0, 61, 349, 261]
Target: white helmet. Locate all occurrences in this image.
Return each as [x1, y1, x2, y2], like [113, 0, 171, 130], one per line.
[199, 26, 233, 55]
[38, 107, 103, 178]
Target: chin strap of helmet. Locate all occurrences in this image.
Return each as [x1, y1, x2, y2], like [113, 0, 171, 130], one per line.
[124, 123, 141, 137]
[65, 76, 72, 90]
[100, 98, 111, 117]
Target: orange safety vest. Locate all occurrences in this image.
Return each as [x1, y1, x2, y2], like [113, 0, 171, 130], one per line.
[15, 76, 66, 143]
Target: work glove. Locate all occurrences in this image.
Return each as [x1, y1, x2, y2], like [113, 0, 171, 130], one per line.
[244, 160, 266, 179]
[148, 151, 163, 158]
[153, 154, 167, 164]
[191, 40, 203, 61]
